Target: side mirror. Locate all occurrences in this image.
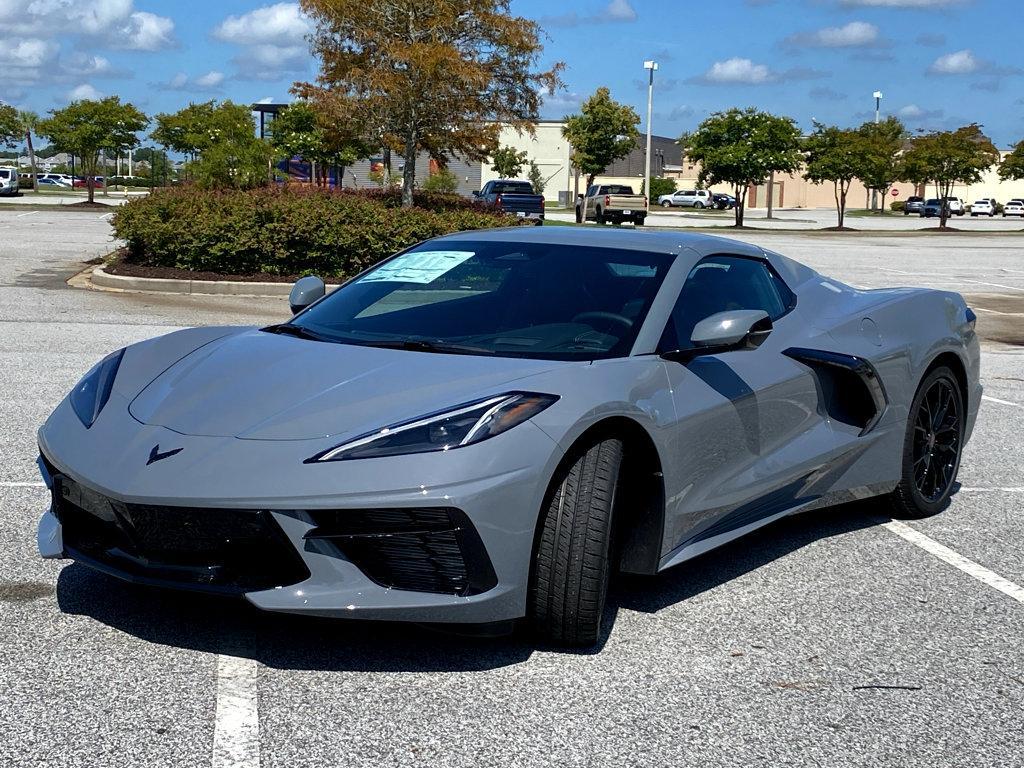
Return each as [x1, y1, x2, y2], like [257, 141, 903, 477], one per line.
[471, 190, 481, 197]
[289, 275, 325, 315]
[662, 309, 773, 363]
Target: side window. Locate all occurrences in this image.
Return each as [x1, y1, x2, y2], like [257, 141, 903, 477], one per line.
[586, 185, 598, 197]
[659, 255, 791, 352]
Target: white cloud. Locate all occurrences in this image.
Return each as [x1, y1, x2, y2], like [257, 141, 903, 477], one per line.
[7, 38, 60, 85]
[255, 96, 275, 104]
[213, 3, 311, 45]
[63, 52, 118, 77]
[542, 0, 638, 27]
[0, 0, 174, 50]
[786, 21, 881, 47]
[231, 44, 310, 80]
[194, 71, 225, 88]
[67, 83, 102, 101]
[929, 49, 980, 75]
[604, 0, 637, 21]
[701, 58, 772, 84]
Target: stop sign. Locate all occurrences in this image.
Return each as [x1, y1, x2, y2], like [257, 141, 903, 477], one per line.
[891, 188, 900, 197]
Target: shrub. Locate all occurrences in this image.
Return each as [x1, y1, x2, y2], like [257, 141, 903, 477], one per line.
[648, 176, 677, 199]
[111, 185, 520, 278]
[421, 168, 459, 193]
[890, 200, 905, 212]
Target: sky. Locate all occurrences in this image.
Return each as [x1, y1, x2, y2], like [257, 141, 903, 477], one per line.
[1, 0, 1022, 148]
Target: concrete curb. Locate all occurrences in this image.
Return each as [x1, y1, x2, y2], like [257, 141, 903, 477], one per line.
[89, 265, 338, 297]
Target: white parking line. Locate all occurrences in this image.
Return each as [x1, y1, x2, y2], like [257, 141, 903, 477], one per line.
[983, 395, 1023, 408]
[883, 520, 1024, 605]
[962, 278, 1024, 293]
[0, 481, 46, 487]
[16, 211, 38, 218]
[958, 486, 1024, 493]
[212, 655, 260, 768]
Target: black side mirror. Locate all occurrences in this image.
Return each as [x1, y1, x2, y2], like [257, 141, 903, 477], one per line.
[661, 309, 773, 364]
[289, 275, 326, 315]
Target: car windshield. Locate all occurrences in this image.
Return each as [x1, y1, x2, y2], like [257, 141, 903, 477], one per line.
[926, 199, 940, 205]
[284, 240, 674, 360]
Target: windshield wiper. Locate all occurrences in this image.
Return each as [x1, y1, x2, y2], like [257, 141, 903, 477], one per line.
[361, 339, 495, 356]
[261, 323, 329, 342]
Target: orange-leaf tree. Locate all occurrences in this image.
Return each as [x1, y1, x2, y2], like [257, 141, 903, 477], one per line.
[297, 0, 563, 207]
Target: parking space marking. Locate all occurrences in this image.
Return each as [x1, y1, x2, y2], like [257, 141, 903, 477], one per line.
[962, 279, 1024, 293]
[959, 486, 1024, 493]
[16, 211, 38, 218]
[983, 394, 1022, 408]
[883, 520, 1024, 605]
[212, 654, 260, 768]
[0, 481, 46, 487]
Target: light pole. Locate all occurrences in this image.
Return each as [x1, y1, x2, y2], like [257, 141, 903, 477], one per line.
[643, 60, 658, 210]
[871, 90, 882, 211]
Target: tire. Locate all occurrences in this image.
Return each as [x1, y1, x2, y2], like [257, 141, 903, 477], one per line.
[890, 366, 964, 519]
[694, 201, 705, 209]
[661, 201, 671, 208]
[634, 216, 645, 226]
[528, 438, 623, 647]
[575, 206, 583, 224]
[595, 208, 605, 225]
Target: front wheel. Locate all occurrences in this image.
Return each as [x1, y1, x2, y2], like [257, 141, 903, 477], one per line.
[890, 366, 964, 519]
[661, 201, 671, 208]
[575, 206, 583, 224]
[528, 438, 623, 647]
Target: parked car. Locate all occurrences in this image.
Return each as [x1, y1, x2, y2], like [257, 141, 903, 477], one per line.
[712, 193, 736, 210]
[903, 196, 925, 216]
[72, 177, 105, 189]
[944, 197, 965, 216]
[474, 180, 544, 224]
[38, 174, 72, 187]
[920, 199, 944, 218]
[36, 178, 67, 188]
[35, 228, 981, 647]
[971, 199, 996, 217]
[577, 184, 648, 225]
[1003, 199, 1024, 218]
[657, 189, 714, 209]
[0, 167, 19, 196]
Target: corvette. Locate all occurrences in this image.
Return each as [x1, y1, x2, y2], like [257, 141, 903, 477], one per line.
[37, 228, 980, 646]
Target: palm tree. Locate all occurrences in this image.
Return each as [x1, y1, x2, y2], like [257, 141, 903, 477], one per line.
[18, 110, 39, 192]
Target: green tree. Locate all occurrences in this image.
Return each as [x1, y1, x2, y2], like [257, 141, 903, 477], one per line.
[803, 123, 862, 229]
[491, 146, 528, 178]
[528, 161, 546, 197]
[998, 141, 1024, 182]
[901, 124, 1000, 229]
[680, 107, 802, 227]
[562, 87, 640, 191]
[298, 0, 562, 208]
[856, 116, 905, 212]
[422, 166, 459, 193]
[270, 101, 370, 186]
[154, 101, 271, 190]
[0, 103, 20, 147]
[18, 110, 41, 192]
[38, 97, 148, 202]
[648, 176, 676, 199]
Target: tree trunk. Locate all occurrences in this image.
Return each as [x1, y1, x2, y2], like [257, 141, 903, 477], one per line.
[26, 130, 38, 192]
[838, 181, 848, 229]
[939, 182, 949, 229]
[87, 177, 94, 204]
[834, 182, 841, 229]
[401, 125, 417, 208]
[766, 170, 774, 220]
[734, 183, 744, 227]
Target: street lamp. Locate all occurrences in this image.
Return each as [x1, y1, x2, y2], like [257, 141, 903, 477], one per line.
[643, 60, 658, 210]
[871, 91, 883, 211]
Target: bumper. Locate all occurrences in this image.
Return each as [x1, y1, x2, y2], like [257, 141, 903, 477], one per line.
[37, 398, 563, 623]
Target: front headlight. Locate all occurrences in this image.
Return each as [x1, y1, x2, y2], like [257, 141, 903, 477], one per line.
[69, 348, 125, 428]
[307, 392, 559, 462]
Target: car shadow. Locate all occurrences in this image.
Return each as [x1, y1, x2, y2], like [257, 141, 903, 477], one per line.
[55, 498, 896, 671]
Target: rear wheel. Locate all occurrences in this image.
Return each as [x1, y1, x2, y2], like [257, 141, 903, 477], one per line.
[694, 201, 705, 209]
[528, 438, 623, 647]
[634, 216, 646, 226]
[575, 205, 583, 224]
[890, 366, 964, 518]
[661, 201, 671, 208]
[595, 208, 605, 225]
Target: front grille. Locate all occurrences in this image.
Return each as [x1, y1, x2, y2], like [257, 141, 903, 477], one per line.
[52, 474, 310, 594]
[304, 507, 497, 596]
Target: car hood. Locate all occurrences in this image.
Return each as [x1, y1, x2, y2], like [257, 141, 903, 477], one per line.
[127, 328, 564, 440]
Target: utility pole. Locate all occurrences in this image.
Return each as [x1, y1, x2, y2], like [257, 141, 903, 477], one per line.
[872, 90, 882, 212]
[643, 60, 658, 211]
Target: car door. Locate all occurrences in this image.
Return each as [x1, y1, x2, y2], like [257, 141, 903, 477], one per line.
[658, 254, 838, 563]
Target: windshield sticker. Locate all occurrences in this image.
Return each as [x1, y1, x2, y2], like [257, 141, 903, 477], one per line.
[358, 251, 476, 284]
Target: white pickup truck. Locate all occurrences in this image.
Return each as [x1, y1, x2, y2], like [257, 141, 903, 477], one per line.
[575, 184, 648, 226]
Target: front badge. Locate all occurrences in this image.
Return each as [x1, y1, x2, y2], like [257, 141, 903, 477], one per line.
[147, 444, 183, 465]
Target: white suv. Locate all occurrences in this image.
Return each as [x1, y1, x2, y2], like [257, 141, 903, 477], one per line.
[943, 197, 965, 216]
[1003, 199, 1024, 218]
[971, 199, 996, 217]
[657, 189, 714, 209]
[0, 167, 19, 196]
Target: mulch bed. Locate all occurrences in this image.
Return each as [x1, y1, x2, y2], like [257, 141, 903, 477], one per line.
[67, 201, 117, 210]
[104, 252, 304, 283]
[822, 226, 859, 232]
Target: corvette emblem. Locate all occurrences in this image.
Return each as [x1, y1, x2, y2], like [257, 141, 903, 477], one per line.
[147, 444, 183, 466]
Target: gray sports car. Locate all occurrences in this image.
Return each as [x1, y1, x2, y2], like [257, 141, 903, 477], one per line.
[37, 228, 980, 646]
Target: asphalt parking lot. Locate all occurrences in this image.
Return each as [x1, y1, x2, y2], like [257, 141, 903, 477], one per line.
[1, 209, 1022, 767]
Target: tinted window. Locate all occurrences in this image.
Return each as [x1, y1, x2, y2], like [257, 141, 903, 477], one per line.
[290, 241, 674, 361]
[601, 185, 635, 195]
[492, 181, 532, 194]
[659, 255, 790, 351]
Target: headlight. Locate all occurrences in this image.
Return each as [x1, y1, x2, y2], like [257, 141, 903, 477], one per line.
[307, 392, 559, 462]
[69, 349, 125, 428]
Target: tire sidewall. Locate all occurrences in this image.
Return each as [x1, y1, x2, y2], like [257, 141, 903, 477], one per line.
[900, 366, 964, 515]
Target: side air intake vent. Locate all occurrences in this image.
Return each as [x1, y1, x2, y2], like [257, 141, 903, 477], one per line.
[783, 347, 888, 435]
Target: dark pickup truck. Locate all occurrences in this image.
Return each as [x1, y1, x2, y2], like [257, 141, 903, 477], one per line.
[474, 179, 545, 224]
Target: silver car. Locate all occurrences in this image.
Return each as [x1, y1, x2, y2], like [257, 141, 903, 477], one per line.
[37, 229, 981, 646]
